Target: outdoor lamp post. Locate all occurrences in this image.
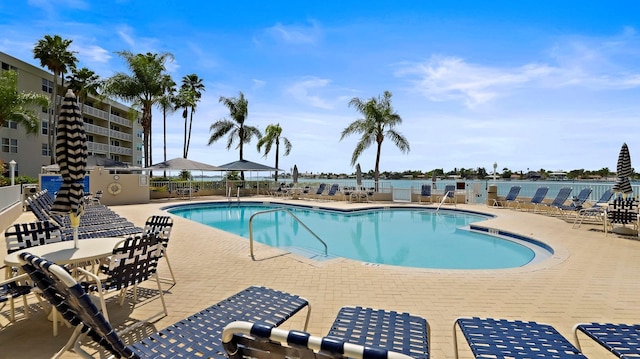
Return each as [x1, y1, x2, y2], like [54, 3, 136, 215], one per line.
[9, 160, 16, 186]
[493, 162, 497, 184]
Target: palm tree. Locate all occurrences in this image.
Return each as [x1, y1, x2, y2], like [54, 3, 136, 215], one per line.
[33, 34, 78, 163]
[207, 91, 261, 180]
[256, 124, 292, 182]
[180, 74, 204, 158]
[174, 86, 191, 158]
[158, 75, 176, 169]
[340, 90, 410, 190]
[0, 70, 50, 135]
[67, 67, 101, 113]
[103, 51, 173, 168]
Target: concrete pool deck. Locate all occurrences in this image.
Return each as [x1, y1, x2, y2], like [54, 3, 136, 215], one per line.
[1, 196, 639, 358]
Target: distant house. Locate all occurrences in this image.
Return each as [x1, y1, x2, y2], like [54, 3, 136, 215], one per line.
[548, 172, 568, 181]
[526, 171, 541, 180]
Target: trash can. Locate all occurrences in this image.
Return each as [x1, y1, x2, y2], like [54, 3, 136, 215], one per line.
[487, 185, 497, 206]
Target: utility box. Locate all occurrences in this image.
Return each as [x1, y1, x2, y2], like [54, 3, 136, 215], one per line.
[487, 185, 498, 206]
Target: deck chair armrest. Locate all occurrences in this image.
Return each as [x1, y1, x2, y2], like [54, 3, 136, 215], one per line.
[223, 321, 413, 359]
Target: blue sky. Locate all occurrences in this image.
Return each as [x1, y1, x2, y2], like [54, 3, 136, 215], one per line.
[2, 0, 640, 175]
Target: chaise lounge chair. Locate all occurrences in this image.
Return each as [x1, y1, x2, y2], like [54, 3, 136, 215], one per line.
[538, 187, 573, 214]
[420, 184, 432, 204]
[437, 185, 456, 206]
[454, 317, 587, 358]
[574, 322, 640, 358]
[327, 306, 430, 359]
[491, 185, 521, 208]
[19, 251, 312, 359]
[556, 187, 592, 218]
[515, 186, 549, 211]
[572, 189, 614, 228]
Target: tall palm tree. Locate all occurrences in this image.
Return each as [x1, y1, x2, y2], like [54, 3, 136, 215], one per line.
[103, 51, 173, 168]
[174, 86, 192, 158]
[180, 74, 204, 158]
[0, 70, 50, 135]
[158, 75, 176, 169]
[67, 67, 101, 113]
[256, 124, 292, 182]
[33, 34, 78, 163]
[340, 90, 410, 190]
[207, 91, 261, 180]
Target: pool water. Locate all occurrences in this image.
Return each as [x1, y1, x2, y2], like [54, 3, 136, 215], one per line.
[167, 202, 551, 269]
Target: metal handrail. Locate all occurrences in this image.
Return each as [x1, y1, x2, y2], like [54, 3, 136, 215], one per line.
[248, 208, 328, 260]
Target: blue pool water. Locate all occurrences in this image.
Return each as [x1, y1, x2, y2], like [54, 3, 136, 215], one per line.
[167, 202, 552, 270]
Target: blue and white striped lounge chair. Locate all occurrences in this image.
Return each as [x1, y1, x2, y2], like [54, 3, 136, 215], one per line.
[454, 317, 587, 358]
[223, 321, 416, 359]
[321, 183, 343, 201]
[515, 186, 549, 211]
[19, 251, 311, 359]
[491, 185, 521, 208]
[539, 187, 573, 214]
[420, 184, 432, 204]
[572, 189, 614, 228]
[328, 306, 430, 359]
[574, 322, 640, 358]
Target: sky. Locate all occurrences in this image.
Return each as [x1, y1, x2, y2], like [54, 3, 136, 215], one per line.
[2, 1, 640, 175]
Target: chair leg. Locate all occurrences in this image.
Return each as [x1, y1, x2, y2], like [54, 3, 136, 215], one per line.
[162, 252, 177, 285]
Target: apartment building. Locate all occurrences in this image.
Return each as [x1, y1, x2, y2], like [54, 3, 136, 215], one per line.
[0, 51, 143, 178]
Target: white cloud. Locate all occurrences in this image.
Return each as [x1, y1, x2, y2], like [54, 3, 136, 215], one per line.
[285, 77, 334, 109]
[263, 20, 322, 45]
[396, 56, 556, 108]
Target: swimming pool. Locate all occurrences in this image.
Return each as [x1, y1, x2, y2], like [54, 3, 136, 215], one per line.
[166, 202, 553, 270]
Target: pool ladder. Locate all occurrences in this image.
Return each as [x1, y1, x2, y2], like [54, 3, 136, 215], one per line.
[248, 208, 328, 260]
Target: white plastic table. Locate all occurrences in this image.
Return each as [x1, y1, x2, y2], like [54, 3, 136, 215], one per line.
[4, 237, 124, 269]
[3, 237, 124, 336]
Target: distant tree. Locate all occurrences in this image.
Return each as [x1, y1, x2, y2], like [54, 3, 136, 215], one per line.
[477, 167, 488, 179]
[0, 70, 49, 135]
[67, 67, 101, 113]
[256, 123, 292, 182]
[33, 34, 78, 163]
[207, 91, 261, 180]
[103, 51, 174, 167]
[341, 90, 410, 190]
[180, 74, 204, 158]
[501, 168, 512, 179]
[158, 75, 177, 167]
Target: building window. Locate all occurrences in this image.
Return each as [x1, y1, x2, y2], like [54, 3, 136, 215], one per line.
[41, 78, 53, 93]
[86, 134, 94, 142]
[111, 140, 120, 147]
[41, 143, 51, 156]
[2, 121, 17, 129]
[41, 120, 49, 135]
[1, 62, 17, 71]
[2, 138, 18, 153]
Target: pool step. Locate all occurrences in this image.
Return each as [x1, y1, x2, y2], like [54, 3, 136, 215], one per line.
[281, 246, 336, 261]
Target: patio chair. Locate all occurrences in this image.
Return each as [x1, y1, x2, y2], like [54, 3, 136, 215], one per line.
[222, 321, 415, 359]
[143, 215, 176, 284]
[74, 232, 167, 322]
[0, 273, 34, 324]
[514, 186, 549, 211]
[556, 188, 592, 218]
[490, 185, 521, 208]
[420, 184, 432, 204]
[4, 220, 63, 254]
[574, 322, 640, 358]
[327, 306, 430, 359]
[88, 190, 103, 205]
[18, 252, 311, 359]
[305, 183, 326, 200]
[454, 317, 587, 358]
[604, 196, 639, 236]
[572, 189, 614, 228]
